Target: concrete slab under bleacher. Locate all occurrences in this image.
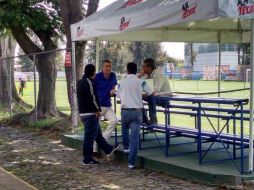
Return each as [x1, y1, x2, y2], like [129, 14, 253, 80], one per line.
[61, 132, 254, 185]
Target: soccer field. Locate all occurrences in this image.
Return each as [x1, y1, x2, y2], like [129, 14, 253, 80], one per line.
[19, 79, 250, 113]
[17, 79, 251, 134]
[18, 80, 70, 113]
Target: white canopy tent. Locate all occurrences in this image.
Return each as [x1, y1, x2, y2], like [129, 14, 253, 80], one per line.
[71, 0, 254, 173]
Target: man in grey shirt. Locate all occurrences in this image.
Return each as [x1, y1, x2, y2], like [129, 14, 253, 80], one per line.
[139, 58, 171, 123]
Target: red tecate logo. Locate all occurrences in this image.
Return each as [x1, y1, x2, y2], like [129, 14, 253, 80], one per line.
[181, 2, 197, 19]
[77, 26, 84, 38]
[118, 0, 143, 10]
[238, 0, 254, 15]
[119, 16, 130, 31]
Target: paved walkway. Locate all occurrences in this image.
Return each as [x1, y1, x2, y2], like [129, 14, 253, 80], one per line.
[0, 167, 37, 190]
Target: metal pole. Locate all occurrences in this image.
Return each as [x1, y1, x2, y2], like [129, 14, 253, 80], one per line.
[217, 33, 222, 131]
[9, 59, 12, 118]
[95, 39, 100, 72]
[218, 33, 222, 98]
[33, 55, 37, 125]
[71, 41, 78, 131]
[248, 19, 254, 173]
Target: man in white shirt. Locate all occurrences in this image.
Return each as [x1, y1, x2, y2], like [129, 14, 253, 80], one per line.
[118, 62, 153, 169]
[139, 58, 171, 124]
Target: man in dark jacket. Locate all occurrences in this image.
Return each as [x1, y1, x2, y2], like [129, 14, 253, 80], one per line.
[77, 64, 118, 165]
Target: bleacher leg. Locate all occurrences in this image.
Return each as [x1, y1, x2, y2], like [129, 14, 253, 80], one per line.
[240, 103, 244, 173]
[197, 103, 202, 163]
[233, 115, 236, 159]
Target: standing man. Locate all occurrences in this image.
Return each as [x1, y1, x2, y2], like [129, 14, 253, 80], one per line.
[18, 78, 26, 96]
[77, 64, 118, 165]
[139, 58, 171, 124]
[95, 60, 118, 142]
[118, 62, 153, 169]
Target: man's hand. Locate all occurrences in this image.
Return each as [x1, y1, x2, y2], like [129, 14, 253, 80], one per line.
[110, 89, 116, 96]
[137, 70, 145, 78]
[142, 91, 156, 98]
[95, 111, 101, 118]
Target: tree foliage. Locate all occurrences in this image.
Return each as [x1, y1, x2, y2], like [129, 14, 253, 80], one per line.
[241, 43, 250, 65]
[86, 41, 177, 73]
[0, 0, 61, 118]
[0, 0, 62, 39]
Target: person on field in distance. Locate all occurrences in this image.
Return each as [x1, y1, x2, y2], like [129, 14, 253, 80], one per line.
[94, 60, 118, 151]
[18, 78, 26, 96]
[77, 64, 118, 165]
[139, 58, 172, 124]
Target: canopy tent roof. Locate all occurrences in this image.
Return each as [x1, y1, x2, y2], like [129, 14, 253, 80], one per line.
[70, 0, 254, 173]
[71, 0, 254, 43]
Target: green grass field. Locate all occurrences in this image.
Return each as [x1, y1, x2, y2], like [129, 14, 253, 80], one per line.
[17, 80, 70, 114]
[19, 79, 250, 107]
[16, 79, 251, 134]
[18, 79, 251, 114]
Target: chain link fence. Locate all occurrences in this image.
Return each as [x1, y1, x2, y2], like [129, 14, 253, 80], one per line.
[0, 46, 252, 135]
[0, 49, 72, 126]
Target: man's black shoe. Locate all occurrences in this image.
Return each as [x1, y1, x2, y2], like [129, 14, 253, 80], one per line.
[82, 159, 100, 165]
[107, 144, 119, 157]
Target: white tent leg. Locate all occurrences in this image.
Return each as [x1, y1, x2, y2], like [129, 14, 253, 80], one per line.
[248, 19, 254, 173]
[95, 39, 100, 72]
[71, 41, 79, 130]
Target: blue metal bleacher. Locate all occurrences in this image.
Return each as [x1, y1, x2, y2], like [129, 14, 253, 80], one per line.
[114, 95, 250, 174]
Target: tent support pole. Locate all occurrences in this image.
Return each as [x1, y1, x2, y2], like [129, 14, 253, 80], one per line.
[217, 32, 222, 131]
[95, 39, 100, 72]
[218, 33, 221, 98]
[71, 41, 78, 131]
[248, 19, 254, 173]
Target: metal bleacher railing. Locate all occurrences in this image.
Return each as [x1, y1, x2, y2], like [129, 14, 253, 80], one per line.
[113, 91, 250, 174]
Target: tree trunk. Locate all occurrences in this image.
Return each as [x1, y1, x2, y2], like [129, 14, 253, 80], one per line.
[132, 42, 142, 70]
[76, 41, 86, 80]
[10, 24, 58, 119]
[190, 43, 194, 68]
[0, 35, 22, 108]
[238, 44, 241, 65]
[0, 57, 10, 107]
[58, 0, 100, 126]
[36, 53, 58, 118]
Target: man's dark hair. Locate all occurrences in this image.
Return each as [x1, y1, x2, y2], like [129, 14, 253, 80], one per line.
[103, 59, 111, 64]
[143, 58, 156, 70]
[84, 64, 95, 77]
[127, 62, 137, 74]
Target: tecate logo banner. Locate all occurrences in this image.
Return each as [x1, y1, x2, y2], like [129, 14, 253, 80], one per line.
[117, 0, 143, 10]
[181, 1, 197, 19]
[237, 0, 254, 15]
[119, 16, 130, 31]
[77, 26, 84, 38]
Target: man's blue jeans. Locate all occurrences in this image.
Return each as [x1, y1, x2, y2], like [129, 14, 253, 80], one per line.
[81, 115, 113, 162]
[143, 96, 166, 121]
[144, 96, 156, 119]
[121, 109, 142, 166]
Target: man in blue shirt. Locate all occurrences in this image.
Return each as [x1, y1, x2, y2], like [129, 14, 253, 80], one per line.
[94, 60, 118, 146]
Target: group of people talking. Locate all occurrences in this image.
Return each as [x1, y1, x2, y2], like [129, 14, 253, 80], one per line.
[77, 58, 171, 169]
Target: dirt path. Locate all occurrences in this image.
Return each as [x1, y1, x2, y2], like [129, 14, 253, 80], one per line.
[0, 125, 219, 190]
